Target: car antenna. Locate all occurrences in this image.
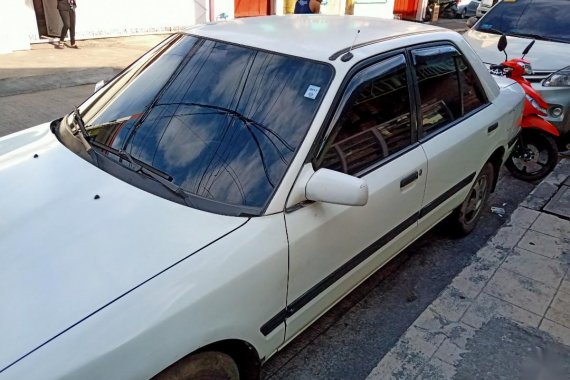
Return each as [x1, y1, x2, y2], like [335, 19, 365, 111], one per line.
[341, 29, 360, 62]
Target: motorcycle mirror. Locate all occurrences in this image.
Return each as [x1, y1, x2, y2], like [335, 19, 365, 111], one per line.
[497, 35, 507, 52]
[522, 40, 535, 58]
[497, 35, 508, 61]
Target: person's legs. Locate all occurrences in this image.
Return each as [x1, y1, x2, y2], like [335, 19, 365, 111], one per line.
[58, 10, 70, 46]
[69, 10, 76, 46]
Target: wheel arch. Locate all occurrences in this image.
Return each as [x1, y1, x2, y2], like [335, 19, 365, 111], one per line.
[487, 146, 505, 192]
[196, 339, 261, 380]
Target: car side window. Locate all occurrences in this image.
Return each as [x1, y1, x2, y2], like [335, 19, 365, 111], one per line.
[315, 54, 414, 175]
[413, 46, 488, 137]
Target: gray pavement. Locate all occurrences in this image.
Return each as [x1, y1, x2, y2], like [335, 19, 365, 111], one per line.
[367, 159, 570, 380]
[0, 85, 93, 137]
[0, 34, 167, 97]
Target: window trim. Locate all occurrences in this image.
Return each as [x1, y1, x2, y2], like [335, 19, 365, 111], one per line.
[407, 42, 491, 142]
[310, 50, 419, 177]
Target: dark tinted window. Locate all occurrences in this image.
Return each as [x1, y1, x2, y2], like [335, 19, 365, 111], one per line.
[80, 34, 333, 215]
[316, 55, 413, 175]
[475, 0, 570, 44]
[413, 46, 487, 136]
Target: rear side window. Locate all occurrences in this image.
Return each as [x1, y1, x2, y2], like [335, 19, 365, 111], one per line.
[413, 46, 487, 137]
[475, 0, 570, 44]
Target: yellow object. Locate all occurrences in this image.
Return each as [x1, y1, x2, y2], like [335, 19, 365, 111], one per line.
[285, 0, 296, 14]
[432, 4, 440, 21]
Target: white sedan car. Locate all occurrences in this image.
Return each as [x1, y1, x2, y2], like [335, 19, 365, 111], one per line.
[0, 15, 523, 380]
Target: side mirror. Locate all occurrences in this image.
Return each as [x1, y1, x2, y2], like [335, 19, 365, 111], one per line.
[466, 17, 478, 28]
[306, 168, 368, 206]
[94, 79, 107, 93]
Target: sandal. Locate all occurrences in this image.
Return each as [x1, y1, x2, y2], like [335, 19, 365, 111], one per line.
[70, 44, 79, 49]
[56, 41, 64, 49]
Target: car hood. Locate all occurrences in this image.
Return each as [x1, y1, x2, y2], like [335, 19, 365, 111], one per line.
[464, 29, 570, 73]
[0, 124, 248, 372]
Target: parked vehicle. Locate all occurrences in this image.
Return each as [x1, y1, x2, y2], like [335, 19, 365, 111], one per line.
[490, 35, 559, 180]
[476, 0, 498, 17]
[0, 16, 524, 380]
[457, 0, 481, 18]
[464, 0, 570, 151]
[424, 0, 457, 20]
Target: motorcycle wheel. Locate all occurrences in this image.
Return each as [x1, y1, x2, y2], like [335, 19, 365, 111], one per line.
[505, 130, 558, 181]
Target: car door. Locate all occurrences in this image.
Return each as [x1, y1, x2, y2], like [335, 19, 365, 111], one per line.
[282, 54, 428, 341]
[408, 44, 495, 232]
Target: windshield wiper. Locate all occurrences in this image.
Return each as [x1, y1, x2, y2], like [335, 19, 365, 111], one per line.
[72, 106, 93, 153]
[90, 141, 190, 203]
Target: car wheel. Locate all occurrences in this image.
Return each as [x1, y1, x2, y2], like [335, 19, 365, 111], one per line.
[449, 162, 493, 237]
[153, 351, 240, 380]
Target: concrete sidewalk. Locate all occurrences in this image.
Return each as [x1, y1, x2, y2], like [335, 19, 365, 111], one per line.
[368, 159, 570, 380]
[0, 34, 168, 97]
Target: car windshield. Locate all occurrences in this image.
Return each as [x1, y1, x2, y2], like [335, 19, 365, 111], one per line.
[474, 0, 570, 44]
[73, 34, 333, 216]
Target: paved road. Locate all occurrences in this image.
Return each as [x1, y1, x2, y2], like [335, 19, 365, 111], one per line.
[0, 84, 535, 379]
[0, 85, 94, 137]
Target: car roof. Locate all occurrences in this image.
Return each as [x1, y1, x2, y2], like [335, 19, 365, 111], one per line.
[186, 15, 444, 62]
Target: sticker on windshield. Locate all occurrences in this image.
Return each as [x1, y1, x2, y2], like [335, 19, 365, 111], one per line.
[304, 85, 321, 100]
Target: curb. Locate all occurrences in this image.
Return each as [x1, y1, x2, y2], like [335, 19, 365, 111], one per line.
[366, 158, 570, 380]
[0, 68, 120, 98]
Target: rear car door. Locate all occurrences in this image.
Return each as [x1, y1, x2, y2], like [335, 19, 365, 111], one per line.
[281, 54, 428, 341]
[409, 44, 496, 232]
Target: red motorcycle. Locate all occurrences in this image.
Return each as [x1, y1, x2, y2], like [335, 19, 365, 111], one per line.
[490, 35, 559, 181]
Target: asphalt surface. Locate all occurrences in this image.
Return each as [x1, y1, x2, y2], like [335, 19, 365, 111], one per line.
[456, 318, 570, 379]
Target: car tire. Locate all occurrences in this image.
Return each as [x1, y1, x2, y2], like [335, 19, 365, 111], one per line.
[448, 162, 493, 237]
[153, 351, 240, 380]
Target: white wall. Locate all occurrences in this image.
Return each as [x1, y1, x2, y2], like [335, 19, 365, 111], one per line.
[353, 0, 396, 19]
[0, 0, 37, 53]
[43, 0, 208, 40]
[210, 0, 235, 20]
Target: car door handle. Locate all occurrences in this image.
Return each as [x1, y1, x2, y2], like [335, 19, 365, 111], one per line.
[487, 122, 499, 134]
[400, 171, 419, 188]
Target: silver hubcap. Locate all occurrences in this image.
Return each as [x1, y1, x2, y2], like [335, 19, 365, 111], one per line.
[464, 175, 488, 223]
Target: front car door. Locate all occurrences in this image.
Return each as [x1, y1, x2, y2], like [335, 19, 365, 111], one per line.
[282, 53, 428, 340]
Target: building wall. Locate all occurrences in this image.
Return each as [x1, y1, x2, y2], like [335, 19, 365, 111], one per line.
[0, 0, 37, 54]
[43, 0, 209, 39]
[1, 0, 404, 55]
[0, 0, 209, 54]
[353, 0, 397, 19]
